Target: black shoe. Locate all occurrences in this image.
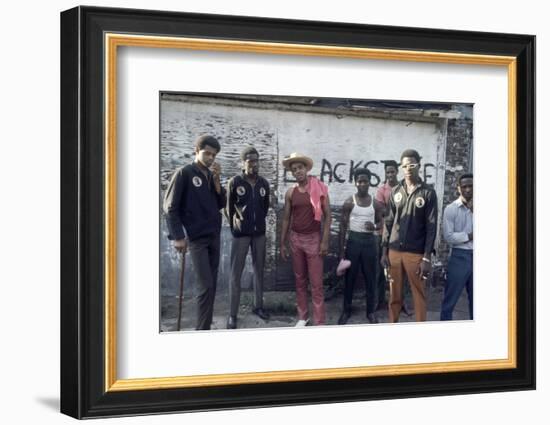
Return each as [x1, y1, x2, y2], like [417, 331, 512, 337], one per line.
[376, 301, 388, 311]
[253, 308, 270, 320]
[227, 316, 237, 329]
[367, 313, 379, 324]
[338, 311, 351, 325]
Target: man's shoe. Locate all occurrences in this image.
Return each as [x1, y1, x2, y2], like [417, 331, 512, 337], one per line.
[253, 308, 270, 320]
[295, 319, 309, 327]
[226, 316, 237, 329]
[338, 311, 351, 325]
[367, 313, 379, 324]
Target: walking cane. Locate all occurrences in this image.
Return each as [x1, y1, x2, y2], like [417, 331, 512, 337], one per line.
[176, 251, 186, 331]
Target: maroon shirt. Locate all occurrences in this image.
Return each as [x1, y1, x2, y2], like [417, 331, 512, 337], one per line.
[291, 187, 321, 234]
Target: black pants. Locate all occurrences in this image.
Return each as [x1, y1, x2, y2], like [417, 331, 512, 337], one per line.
[343, 232, 378, 315]
[188, 233, 220, 330]
[375, 234, 387, 306]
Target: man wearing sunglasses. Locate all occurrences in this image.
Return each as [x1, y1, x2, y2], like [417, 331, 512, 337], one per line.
[380, 149, 438, 322]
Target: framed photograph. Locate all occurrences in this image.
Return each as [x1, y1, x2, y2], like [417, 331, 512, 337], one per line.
[61, 5, 535, 419]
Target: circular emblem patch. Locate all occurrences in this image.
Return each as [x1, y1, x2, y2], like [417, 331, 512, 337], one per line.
[192, 176, 202, 188]
[236, 186, 246, 196]
[415, 197, 426, 208]
[259, 187, 266, 197]
[394, 192, 403, 203]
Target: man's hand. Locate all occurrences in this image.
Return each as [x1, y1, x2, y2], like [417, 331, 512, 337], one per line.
[211, 162, 221, 181]
[416, 259, 432, 279]
[280, 244, 290, 261]
[380, 253, 390, 269]
[211, 162, 222, 193]
[174, 239, 187, 253]
[364, 221, 376, 232]
[319, 240, 329, 256]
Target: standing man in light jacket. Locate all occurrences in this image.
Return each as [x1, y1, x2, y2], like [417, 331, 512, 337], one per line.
[225, 147, 271, 329]
[380, 149, 438, 322]
[163, 135, 226, 331]
[440, 173, 474, 320]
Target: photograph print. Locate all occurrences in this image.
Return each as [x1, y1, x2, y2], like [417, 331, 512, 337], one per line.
[159, 92, 474, 332]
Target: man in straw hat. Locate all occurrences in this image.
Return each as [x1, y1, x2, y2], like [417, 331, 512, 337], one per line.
[280, 152, 332, 326]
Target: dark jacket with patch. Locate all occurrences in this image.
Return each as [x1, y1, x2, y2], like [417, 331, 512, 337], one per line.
[381, 179, 438, 255]
[226, 173, 270, 237]
[163, 163, 226, 241]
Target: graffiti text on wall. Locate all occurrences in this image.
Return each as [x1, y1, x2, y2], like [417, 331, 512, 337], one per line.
[284, 159, 436, 186]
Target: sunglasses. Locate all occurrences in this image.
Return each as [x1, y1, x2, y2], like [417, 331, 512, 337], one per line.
[401, 163, 420, 170]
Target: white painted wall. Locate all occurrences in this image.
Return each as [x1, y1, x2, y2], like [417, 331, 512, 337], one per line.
[160, 97, 450, 294]
[276, 110, 446, 204]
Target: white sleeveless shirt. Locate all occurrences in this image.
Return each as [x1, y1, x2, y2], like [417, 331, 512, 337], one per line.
[349, 194, 375, 233]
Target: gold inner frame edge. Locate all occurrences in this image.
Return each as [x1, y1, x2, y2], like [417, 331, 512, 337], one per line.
[104, 33, 518, 392]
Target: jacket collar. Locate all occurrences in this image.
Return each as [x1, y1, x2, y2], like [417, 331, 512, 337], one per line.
[397, 178, 425, 192]
[191, 161, 212, 178]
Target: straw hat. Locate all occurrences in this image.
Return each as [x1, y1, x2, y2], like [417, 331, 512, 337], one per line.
[282, 152, 314, 171]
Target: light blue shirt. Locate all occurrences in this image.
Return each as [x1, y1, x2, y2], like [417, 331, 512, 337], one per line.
[443, 198, 473, 251]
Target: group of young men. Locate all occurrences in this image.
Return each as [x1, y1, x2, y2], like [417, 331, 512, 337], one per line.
[163, 134, 474, 330]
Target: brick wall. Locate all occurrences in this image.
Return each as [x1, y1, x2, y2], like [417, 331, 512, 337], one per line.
[436, 117, 473, 271]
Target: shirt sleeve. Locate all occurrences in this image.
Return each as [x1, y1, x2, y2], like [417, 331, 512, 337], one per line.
[443, 204, 470, 246]
[162, 168, 187, 241]
[375, 186, 385, 204]
[423, 189, 438, 255]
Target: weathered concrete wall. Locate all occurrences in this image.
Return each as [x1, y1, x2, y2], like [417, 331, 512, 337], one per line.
[160, 94, 470, 296]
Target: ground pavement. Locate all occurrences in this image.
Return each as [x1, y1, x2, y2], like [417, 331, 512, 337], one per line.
[161, 283, 470, 332]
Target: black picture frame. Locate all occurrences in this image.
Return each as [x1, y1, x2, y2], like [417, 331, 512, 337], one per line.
[61, 5, 535, 419]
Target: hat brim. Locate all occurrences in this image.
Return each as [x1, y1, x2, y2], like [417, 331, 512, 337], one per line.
[282, 156, 313, 171]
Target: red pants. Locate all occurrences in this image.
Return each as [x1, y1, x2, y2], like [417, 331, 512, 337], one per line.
[388, 250, 427, 322]
[290, 231, 326, 325]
